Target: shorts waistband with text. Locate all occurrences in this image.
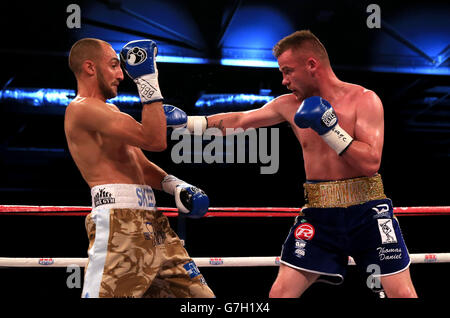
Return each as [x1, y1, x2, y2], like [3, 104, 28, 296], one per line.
[303, 174, 386, 208]
[91, 184, 156, 211]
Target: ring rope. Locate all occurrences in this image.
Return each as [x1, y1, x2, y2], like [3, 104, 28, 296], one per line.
[1, 205, 449, 217]
[0, 253, 449, 268]
[1, 207, 449, 268]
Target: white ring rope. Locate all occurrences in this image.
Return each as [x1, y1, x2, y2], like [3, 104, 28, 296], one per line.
[1, 253, 449, 268]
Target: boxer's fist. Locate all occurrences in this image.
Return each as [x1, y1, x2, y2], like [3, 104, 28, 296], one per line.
[163, 104, 207, 134]
[164, 104, 188, 128]
[120, 39, 158, 79]
[294, 96, 353, 155]
[161, 175, 209, 218]
[175, 184, 209, 219]
[120, 39, 163, 104]
[294, 96, 337, 135]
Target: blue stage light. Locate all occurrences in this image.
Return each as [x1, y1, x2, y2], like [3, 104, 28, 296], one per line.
[220, 59, 278, 68]
[195, 93, 274, 108]
[108, 94, 140, 105]
[0, 88, 76, 107]
[0, 89, 278, 110]
[0, 88, 141, 107]
[157, 55, 212, 65]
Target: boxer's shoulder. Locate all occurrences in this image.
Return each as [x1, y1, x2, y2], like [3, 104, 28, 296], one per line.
[66, 97, 86, 121]
[270, 93, 300, 116]
[106, 102, 120, 111]
[273, 93, 299, 106]
[68, 96, 100, 109]
[67, 97, 113, 115]
[66, 97, 116, 131]
[335, 83, 382, 116]
[344, 83, 379, 104]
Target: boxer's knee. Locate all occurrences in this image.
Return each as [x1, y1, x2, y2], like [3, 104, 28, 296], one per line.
[269, 281, 289, 298]
[381, 269, 418, 298]
[384, 284, 417, 298]
[270, 264, 319, 298]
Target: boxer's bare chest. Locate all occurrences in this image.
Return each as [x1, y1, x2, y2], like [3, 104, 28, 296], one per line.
[281, 87, 363, 179]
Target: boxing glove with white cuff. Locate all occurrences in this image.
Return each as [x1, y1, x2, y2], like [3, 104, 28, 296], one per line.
[161, 175, 209, 219]
[294, 96, 353, 155]
[163, 104, 207, 135]
[120, 39, 163, 104]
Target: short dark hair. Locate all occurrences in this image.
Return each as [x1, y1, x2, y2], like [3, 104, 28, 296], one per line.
[273, 30, 329, 64]
[68, 38, 109, 75]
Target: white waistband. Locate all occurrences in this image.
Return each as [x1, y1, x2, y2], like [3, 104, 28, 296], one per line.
[91, 184, 156, 211]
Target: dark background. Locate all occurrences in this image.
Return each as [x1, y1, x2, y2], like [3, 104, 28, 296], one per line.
[0, 0, 448, 305]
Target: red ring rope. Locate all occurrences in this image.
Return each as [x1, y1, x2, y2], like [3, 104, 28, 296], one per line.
[0, 205, 449, 217]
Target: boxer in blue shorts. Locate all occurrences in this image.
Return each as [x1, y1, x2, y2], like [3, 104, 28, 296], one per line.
[281, 175, 411, 287]
[163, 30, 417, 298]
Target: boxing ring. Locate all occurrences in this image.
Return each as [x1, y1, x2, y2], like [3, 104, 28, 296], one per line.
[1, 205, 449, 269]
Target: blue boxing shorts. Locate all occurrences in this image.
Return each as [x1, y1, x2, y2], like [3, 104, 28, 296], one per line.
[280, 174, 411, 285]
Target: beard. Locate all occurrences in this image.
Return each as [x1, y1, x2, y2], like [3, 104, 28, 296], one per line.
[97, 69, 117, 100]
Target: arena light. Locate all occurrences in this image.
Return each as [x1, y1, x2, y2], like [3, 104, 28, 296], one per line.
[0, 88, 75, 107]
[195, 93, 274, 108]
[157, 55, 279, 68]
[0, 88, 140, 107]
[116, 45, 279, 68]
[220, 58, 278, 68]
[109, 94, 140, 104]
[157, 55, 212, 65]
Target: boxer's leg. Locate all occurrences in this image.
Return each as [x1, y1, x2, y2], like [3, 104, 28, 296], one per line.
[351, 199, 417, 298]
[381, 268, 417, 298]
[269, 263, 319, 298]
[142, 213, 214, 298]
[82, 208, 159, 298]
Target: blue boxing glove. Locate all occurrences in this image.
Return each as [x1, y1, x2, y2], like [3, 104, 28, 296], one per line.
[163, 104, 207, 135]
[294, 96, 353, 155]
[163, 104, 188, 128]
[161, 175, 209, 219]
[175, 184, 209, 219]
[120, 39, 163, 104]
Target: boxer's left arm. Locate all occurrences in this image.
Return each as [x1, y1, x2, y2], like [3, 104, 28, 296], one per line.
[206, 97, 286, 132]
[164, 94, 291, 135]
[340, 91, 384, 176]
[133, 147, 166, 190]
[134, 148, 209, 218]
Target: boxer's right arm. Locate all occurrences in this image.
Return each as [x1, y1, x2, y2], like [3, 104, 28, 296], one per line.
[67, 98, 166, 151]
[96, 38, 166, 150]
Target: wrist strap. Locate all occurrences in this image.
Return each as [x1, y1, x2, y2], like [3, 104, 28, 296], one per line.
[135, 73, 163, 104]
[321, 123, 353, 155]
[187, 116, 207, 135]
[161, 175, 184, 196]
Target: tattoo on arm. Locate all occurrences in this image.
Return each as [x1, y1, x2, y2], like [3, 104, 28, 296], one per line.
[210, 119, 225, 132]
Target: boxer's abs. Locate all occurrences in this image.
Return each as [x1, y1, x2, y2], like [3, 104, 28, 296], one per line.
[301, 138, 363, 181]
[87, 161, 145, 188]
[71, 141, 146, 188]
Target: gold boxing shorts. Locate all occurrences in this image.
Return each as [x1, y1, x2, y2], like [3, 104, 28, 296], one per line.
[82, 184, 214, 298]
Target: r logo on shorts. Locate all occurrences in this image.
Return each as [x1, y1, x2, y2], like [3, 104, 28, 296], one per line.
[294, 223, 315, 241]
